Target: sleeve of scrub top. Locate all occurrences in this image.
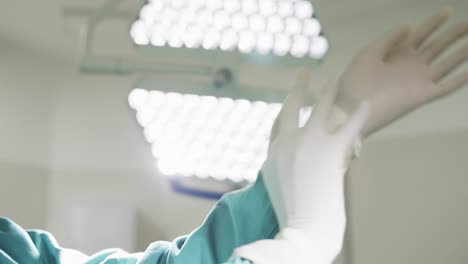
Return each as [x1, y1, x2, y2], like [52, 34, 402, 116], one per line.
[0, 172, 279, 264]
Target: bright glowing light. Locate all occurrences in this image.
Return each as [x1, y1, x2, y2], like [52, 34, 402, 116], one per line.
[291, 35, 309, 57]
[171, 0, 185, 10]
[303, 18, 321, 37]
[241, 0, 257, 15]
[277, 2, 294, 17]
[259, 1, 276, 16]
[161, 7, 178, 22]
[196, 10, 212, 27]
[151, 34, 166, 47]
[285, 17, 302, 35]
[158, 158, 178, 176]
[139, 4, 156, 25]
[256, 32, 273, 54]
[295, 0, 314, 19]
[214, 11, 231, 30]
[183, 25, 203, 48]
[150, 23, 168, 46]
[132, 0, 328, 58]
[206, 0, 223, 11]
[309, 36, 329, 58]
[130, 21, 149, 45]
[232, 13, 248, 31]
[274, 34, 291, 56]
[249, 14, 266, 32]
[238, 31, 256, 53]
[128, 88, 149, 110]
[202, 29, 221, 49]
[224, 0, 241, 13]
[130, 89, 313, 182]
[167, 23, 185, 48]
[267, 15, 284, 34]
[220, 29, 238, 51]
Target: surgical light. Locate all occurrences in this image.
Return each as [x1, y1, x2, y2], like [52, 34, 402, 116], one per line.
[131, 0, 328, 59]
[129, 88, 312, 183]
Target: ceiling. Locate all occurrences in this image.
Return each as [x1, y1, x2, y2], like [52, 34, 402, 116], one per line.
[1, 0, 465, 62]
[0, 0, 467, 140]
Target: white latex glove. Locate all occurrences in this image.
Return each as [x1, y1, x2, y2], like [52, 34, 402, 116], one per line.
[235, 69, 369, 264]
[335, 8, 468, 137]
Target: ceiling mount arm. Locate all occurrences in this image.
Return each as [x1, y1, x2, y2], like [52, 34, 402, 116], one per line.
[80, 0, 125, 57]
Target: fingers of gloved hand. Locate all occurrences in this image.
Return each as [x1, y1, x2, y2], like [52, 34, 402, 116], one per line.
[435, 71, 468, 98]
[277, 68, 310, 138]
[409, 8, 452, 49]
[306, 77, 341, 130]
[336, 102, 370, 143]
[422, 21, 468, 63]
[431, 42, 468, 81]
[370, 24, 412, 59]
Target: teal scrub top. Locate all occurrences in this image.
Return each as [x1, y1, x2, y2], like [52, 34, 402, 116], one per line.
[0, 172, 279, 264]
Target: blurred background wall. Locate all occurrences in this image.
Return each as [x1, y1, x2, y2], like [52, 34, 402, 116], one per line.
[1, 0, 467, 263]
[0, 39, 56, 230]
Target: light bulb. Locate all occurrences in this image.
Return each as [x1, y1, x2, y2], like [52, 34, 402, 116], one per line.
[214, 11, 231, 30]
[220, 29, 238, 51]
[206, 0, 223, 11]
[267, 15, 284, 34]
[274, 34, 291, 56]
[183, 25, 203, 48]
[139, 4, 156, 25]
[158, 159, 177, 176]
[241, 0, 257, 15]
[161, 7, 178, 22]
[232, 13, 248, 31]
[196, 9, 213, 27]
[285, 17, 302, 35]
[150, 23, 168, 46]
[259, 0, 276, 16]
[131, 20, 150, 45]
[202, 29, 221, 49]
[224, 0, 241, 13]
[128, 89, 149, 110]
[249, 14, 266, 32]
[295, 0, 314, 19]
[277, 2, 294, 17]
[291, 35, 309, 57]
[168, 23, 185, 47]
[303, 18, 321, 37]
[238, 31, 256, 53]
[256, 32, 273, 54]
[309, 36, 328, 58]
[171, 0, 185, 10]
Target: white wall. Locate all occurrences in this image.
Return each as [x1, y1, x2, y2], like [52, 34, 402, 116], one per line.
[46, 60, 217, 252]
[0, 36, 218, 252]
[0, 39, 57, 166]
[348, 130, 468, 264]
[0, 39, 57, 229]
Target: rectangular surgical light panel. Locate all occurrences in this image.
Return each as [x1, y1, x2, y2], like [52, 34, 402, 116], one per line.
[129, 88, 312, 182]
[131, 0, 328, 59]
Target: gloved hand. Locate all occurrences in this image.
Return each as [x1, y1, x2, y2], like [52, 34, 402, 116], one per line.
[334, 8, 468, 137]
[235, 69, 369, 264]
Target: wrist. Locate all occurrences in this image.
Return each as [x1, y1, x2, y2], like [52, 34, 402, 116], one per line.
[260, 158, 287, 228]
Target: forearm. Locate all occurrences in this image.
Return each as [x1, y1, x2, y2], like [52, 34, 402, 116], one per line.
[0, 172, 278, 264]
[153, 172, 279, 263]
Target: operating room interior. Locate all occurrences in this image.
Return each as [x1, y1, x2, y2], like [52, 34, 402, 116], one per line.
[1, 0, 468, 263]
